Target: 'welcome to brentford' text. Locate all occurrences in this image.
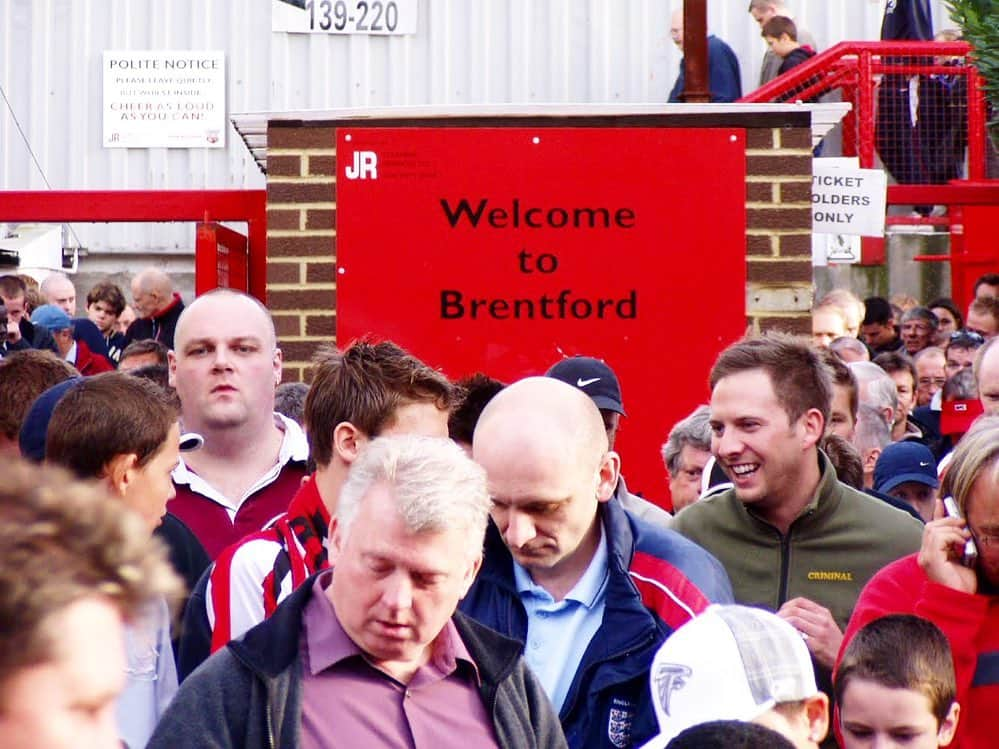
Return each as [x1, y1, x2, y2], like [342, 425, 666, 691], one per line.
[438, 197, 638, 321]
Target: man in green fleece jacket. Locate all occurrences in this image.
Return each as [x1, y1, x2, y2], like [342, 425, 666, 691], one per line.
[671, 335, 922, 687]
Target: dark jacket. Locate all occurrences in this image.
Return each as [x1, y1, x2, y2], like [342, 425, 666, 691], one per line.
[155, 513, 211, 672]
[105, 331, 127, 365]
[149, 575, 567, 749]
[864, 487, 924, 523]
[19, 317, 57, 353]
[460, 498, 733, 749]
[124, 293, 185, 350]
[778, 46, 816, 76]
[72, 318, 112, 365]
[669, 35, 742, 103]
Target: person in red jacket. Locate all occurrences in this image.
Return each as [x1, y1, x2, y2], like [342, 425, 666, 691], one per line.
[29, 304, 113, 376]
[839, 416, 999, 749]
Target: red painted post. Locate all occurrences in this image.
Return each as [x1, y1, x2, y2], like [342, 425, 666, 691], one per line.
[248, 216, 268, 303]
[682, 0, 710, 103]
[967, 68, 987, 181]
[195, 223, 219, 296]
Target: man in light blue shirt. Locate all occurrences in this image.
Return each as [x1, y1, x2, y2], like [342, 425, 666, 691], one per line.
[461, 377, 733, 748]
[515, 526, 609, 711]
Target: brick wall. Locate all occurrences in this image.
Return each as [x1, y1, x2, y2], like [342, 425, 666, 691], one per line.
[266, 125, 337, 382]
[265, 117, 814, 381]
[744, 125, 815, 336]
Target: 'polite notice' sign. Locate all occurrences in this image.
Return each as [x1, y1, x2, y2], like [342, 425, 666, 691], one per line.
[102, 51, 226, 148]
[336, 127, 747, 500]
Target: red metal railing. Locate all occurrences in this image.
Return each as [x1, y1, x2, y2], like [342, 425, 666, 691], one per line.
[740, 41, 987, 180]
[741, 41, 990, 264]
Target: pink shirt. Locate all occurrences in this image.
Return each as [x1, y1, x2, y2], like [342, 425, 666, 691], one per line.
[299, 572, 501, 749]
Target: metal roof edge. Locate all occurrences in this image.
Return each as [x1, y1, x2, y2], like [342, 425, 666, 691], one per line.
[231, 102, 851, 173]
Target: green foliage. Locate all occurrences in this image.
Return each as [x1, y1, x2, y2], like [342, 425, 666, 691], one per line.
[948, 0, 999, 136]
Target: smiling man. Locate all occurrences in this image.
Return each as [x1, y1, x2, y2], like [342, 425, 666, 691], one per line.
[670, 335, 922, 720]
[168, 290, 308, 558]
[463, 377, 732, 748]
[150, 436, 567, 749]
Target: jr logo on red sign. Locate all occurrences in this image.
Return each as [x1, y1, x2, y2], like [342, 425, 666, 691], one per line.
[345, 151, 378, 180]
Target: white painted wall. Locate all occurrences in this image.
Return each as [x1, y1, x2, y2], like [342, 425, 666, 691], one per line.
[0, 0, 958, 255]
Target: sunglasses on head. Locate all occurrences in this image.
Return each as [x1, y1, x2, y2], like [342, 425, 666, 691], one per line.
[949, 330, 985, 345]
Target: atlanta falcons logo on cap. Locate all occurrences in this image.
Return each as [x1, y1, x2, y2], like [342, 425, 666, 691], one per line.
[653, 663, 692, 716]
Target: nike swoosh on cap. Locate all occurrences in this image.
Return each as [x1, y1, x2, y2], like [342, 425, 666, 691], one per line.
[577, 377, 601, 387]
[919, 461, 931, 466]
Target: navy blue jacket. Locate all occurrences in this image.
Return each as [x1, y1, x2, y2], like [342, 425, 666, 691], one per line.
[668, 35, 742, 103]
[460, 498, 733, 749]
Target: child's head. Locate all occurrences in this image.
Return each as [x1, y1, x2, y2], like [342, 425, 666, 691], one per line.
[761, 16, 798, 58]
[835, 615, 959, 748]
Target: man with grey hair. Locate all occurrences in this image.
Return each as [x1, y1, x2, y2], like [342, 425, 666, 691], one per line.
[661, 405, 712, 512]
[848, 361, 898, 439]
[900, 307, 938, 356]
[124, 267, 185, 350]
[829, 336, 869, 363]
[39, 271, 78, 316]
[273, 381, 309, 426]
[914, 346, 948, 408]
[150, 435, 567, 748]
[853, 403, 890, 489]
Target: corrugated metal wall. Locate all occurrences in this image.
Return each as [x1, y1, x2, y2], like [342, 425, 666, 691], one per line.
[0, 0, 958, 254]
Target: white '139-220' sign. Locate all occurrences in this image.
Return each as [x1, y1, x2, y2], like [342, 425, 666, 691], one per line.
[272, 0, 417, 35]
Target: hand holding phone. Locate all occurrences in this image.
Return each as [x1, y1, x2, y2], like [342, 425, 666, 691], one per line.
[943, 496, 979, 568]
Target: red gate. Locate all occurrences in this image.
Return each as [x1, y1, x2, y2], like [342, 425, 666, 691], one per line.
[0, 190, 267, 301]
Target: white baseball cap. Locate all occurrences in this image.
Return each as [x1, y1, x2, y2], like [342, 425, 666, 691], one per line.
[641, 604, 818, 749]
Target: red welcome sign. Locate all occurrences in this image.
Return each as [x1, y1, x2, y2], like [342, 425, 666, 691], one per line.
[336, 127, 746, 507]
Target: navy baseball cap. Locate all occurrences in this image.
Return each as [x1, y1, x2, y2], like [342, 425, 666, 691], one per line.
[19, 376, 203, 462]
[19, 377, 83, 461]
[874, 441, 939, 495]
[545, 356, 625, 415]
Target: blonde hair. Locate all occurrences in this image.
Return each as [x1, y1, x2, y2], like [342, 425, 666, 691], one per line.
[0, 459, 182, 693]
[940, 416, 999, 514]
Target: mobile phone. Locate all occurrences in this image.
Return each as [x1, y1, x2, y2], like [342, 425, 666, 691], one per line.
[943, 496, 979, 568]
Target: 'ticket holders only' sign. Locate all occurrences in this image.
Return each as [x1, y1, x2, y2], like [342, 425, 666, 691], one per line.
[336, 126, 746, 504]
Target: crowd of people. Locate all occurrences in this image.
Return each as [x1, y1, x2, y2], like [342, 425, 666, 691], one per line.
[0, 261, 997, 749]
[668, 2, 822, 104]
[670, 0, 967, 186]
